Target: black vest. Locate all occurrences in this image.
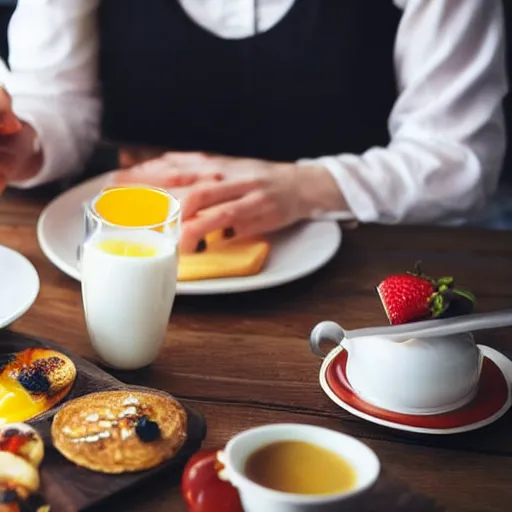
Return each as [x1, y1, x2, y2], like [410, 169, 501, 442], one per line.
[98, 0, 401, 162]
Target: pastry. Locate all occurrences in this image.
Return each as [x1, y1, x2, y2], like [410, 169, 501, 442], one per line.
[0, 423, 44, 468]
[52, 390, 188, 473]
[0, 423, 47, 512]
[0, 492, 50, 512]
[0, 453, 39, 496]
[179, 231, 270, 281]
[0, 348, 77, 424]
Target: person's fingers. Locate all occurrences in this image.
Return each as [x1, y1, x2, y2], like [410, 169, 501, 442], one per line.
[180, 179, 257, 219]
[0, 85, 22, 135]
[109, 160, 222, 189]
[162, 151, 227, 176]
[163, 151, 217, 164]
[111, 168, 199, 188]
[179, 192, 269, 253]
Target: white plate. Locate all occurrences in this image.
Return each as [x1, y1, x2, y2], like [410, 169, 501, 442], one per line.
[0, 246, 40, 328]
[319, 345, 512, 435]
[37, 174, 342, 295]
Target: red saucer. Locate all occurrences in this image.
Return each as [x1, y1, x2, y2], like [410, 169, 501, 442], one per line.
[325, 349, 510, 430]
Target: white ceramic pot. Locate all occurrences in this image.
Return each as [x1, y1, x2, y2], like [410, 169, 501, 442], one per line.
[310, 322, 483, 415]
[218, 424, 380, 512]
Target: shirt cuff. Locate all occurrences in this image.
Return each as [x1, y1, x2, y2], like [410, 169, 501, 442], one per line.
[8, 96, 81, 189]
[297, 157, 358, 225]
[306, 155, 383, 223]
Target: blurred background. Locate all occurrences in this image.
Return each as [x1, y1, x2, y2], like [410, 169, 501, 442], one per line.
[0, 0, 511, 229]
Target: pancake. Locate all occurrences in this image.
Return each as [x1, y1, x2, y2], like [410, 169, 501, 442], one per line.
[178, 233, 270, 281]
[52, 390, 188, 474]
[0, 348, 76, 425]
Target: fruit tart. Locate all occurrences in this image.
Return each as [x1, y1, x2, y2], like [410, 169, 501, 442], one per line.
[0, 348, 76, 425]
[0, 423, 49, 512]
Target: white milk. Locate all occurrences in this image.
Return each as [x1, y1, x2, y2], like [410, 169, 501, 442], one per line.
[81, 229, 177, 370]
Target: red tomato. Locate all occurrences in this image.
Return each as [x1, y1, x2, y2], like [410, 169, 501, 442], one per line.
[181, 449, 243, 512]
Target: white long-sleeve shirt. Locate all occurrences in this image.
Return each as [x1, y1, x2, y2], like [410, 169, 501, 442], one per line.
[1, 0, 508, 224]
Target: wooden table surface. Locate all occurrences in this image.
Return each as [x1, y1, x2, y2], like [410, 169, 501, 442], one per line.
[2, 186, 512, 512]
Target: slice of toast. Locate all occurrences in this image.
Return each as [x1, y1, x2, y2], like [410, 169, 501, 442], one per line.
[178, 233, 270, 281]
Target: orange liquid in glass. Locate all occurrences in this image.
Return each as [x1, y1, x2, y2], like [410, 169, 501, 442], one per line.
[94, 187, 172, 227]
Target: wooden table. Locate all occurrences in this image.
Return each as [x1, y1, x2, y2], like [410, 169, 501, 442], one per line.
[2, 186, 512, 512]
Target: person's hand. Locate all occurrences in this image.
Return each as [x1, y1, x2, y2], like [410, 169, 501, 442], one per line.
[111, 152, 347, 253]
[0, 86, 42, 190]
[168, 152, 307, 253]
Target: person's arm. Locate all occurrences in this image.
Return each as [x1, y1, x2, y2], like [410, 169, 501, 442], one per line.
[2, 0, 101, 188]
[301, 0, 508, 225]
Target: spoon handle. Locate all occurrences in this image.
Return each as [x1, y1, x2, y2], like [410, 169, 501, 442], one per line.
[345, 309, 512, 342]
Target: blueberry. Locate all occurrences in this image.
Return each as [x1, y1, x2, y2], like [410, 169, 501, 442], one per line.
[17, 368, 51, 394]
[2, 428, 20, 438]
[135, 416, 161, 443]
[0, 489, 18, 504]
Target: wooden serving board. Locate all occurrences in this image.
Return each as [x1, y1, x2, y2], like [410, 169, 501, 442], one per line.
[0, 330, 207, 512]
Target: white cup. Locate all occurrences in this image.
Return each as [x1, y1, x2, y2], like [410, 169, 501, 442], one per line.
[311, 321, 483, 415]
[217, 423, 380, 512]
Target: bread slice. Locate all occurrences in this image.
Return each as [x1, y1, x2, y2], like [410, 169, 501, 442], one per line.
[178, 234, 270, 281]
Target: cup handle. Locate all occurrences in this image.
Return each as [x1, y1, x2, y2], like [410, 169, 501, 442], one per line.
[309, 321, 346, 359]
[181, 449, 243, 512]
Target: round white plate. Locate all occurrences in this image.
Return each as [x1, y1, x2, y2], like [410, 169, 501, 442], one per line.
[37, 173, 342, 295]
[0, 245, 40, 328]
[319, 345, 512, 435]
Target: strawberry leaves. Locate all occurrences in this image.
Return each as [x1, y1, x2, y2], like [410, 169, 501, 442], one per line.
[429, 278, 476, 319]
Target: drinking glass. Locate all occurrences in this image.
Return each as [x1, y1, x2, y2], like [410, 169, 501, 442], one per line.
[78, 186, 180, 370]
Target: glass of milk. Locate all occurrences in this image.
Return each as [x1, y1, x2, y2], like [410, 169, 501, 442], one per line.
[79, 186, 180, 370]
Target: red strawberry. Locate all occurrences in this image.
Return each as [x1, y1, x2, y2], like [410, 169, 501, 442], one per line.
[377, 262, 476, 325]
[377, 273, 434, 325]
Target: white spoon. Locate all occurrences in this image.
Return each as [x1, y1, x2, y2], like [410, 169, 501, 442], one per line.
[310, 309, 512, 358]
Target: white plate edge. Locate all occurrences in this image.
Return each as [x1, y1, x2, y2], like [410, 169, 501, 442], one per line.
[0, 246, 40, 329]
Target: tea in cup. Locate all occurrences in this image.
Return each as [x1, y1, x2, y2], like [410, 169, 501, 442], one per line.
[79, 186, 180, 370]
[182, 423, 380, 512]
